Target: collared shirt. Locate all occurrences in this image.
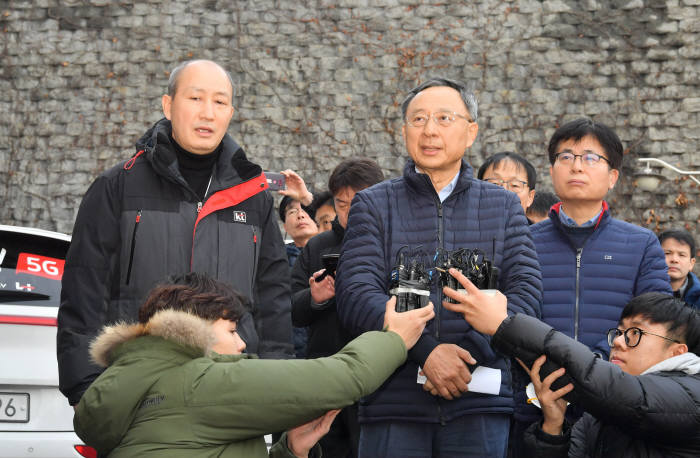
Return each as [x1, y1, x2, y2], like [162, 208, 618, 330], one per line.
[674, 276, 689, 299]
[416, 166, 460, 203]
[558, 206, 603, 228]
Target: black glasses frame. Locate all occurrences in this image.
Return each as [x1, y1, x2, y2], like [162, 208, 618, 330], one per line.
[607, 327, 681, 348]
[554, 152, 611, 166]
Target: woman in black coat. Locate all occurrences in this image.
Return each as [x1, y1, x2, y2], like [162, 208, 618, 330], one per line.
[439, 269, 700, 458]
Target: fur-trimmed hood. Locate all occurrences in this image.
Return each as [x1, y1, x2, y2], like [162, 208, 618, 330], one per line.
[90, 309, 217, 367]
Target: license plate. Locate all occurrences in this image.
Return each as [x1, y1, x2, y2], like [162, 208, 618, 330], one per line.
[0, 392, 29, 422]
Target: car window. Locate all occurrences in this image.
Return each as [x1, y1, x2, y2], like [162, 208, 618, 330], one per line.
[0, 231, 69, 307]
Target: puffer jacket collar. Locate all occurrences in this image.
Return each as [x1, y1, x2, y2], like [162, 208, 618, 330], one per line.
[685, 272, 700, 308]
[549, 200, 610, 231]
[90, 309, 217, 368]
[402, 158, 474, 199]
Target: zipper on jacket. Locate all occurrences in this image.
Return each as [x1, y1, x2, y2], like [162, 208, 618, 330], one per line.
[437, 401, 446, 426]
[196, 174, 214, 215]
[125, 210, 141, 285]
[574, 248, 582, 341]
[436, 201, 444, 340]
[251, 226, 259, 292]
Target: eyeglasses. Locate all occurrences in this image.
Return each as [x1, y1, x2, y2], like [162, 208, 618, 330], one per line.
[285, 208, 308, 219]
[405, 110, 473, 128]
[606, 327, 681, 348]
[484, 178, 528, 193]
[554, 152, 611, 167]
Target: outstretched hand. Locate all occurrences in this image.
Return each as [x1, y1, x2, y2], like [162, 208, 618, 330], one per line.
[441, 268, 508, 336]
[383, 297, 435, 350]
[517, 356, 573, 436]
[287, 409, 341, 458]
[278, 169, 313, 206]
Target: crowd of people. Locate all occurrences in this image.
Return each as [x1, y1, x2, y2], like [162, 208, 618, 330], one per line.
[57, 59, 699, 457]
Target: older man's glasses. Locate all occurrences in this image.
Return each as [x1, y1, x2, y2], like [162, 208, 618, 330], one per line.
[484, 178, 528, 193]
[607, 327, 681, 348]
[406, 111, 473, 128]
[554, 152, 611, 167]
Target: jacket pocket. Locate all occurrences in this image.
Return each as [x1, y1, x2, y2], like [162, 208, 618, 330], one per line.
[125, 210, 141, 285]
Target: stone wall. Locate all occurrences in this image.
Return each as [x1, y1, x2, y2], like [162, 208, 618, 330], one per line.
[1, 0, 698, 243]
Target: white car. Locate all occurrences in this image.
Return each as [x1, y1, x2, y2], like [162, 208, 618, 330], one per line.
[0, 225, 95, 458]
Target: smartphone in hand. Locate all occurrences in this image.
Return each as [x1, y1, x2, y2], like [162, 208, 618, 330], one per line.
[264, 172, 286, 191]
[315, 254, 340, 282]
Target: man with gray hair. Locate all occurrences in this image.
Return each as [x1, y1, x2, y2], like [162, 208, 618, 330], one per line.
[57, 59, 293, 406]
[336, 77, 542, 457]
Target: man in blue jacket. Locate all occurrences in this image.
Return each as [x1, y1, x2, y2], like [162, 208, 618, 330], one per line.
[335, 77, 542, 457]
[659, 228, 700, 308]
[509, 118, 672, 455]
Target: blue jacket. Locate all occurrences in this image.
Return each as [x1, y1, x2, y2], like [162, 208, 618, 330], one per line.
[531, 202, 672, 359]
[682, 272, 700, 309]
[336, 160, 542, 424]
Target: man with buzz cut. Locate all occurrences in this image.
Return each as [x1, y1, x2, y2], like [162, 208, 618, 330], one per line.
[57, 59, 293, 407]
[336, 77, 542, 457]
[659, 228, 700, 309]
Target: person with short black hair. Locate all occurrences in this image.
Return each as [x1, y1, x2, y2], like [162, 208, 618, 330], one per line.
[526, 191, 560, 224]
[278, 195, 318, 265]
[659, 228, 699, 308]
[477, 151, 537, 216]
[74, 272, 435, 457]
[310, 191, 336, 233]
[513, 118, 673, 457]
[533, 118, 671, 358]
[291, 158, 385, 458]
[277, 179, 319, 361]
[439, 271, 700, 457]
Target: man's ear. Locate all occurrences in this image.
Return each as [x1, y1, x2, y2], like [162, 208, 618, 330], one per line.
[672, 342, 688, 357]
[162, 94, 172, 120]
[608, 168, 620, 190]
[525, 189, 536, 210]
[465, 121, 479, 148]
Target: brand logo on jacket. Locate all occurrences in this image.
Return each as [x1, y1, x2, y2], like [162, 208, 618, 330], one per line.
[139, 394, 165, 409]
[233, 211, 247, 223]
[604, 255, 613, 260]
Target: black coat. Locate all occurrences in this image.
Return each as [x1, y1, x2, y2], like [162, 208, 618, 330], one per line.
[490, 314, 700, 457]
[291, 219, 351, 358]
[58, 118, 293, 405]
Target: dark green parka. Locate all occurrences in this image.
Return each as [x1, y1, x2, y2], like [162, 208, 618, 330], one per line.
[75, 309, 407, 457]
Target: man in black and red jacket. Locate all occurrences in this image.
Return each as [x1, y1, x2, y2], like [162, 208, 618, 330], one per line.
[57, 60, 293, 406]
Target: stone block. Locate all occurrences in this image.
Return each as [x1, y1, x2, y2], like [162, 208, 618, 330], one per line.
[542, 0, 572, 13]
[655, 21, 679, 34]
[680, 18, 700, 32]
[643, 100, 675, 113]
[682, 98, 700, 112]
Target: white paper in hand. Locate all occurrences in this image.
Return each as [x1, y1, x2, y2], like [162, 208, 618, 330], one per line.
[466, 366, 501, 395]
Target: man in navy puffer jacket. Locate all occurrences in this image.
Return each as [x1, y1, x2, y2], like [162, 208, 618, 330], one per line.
[533, 118, 671, 360]
[335, 77, 542, 458]
[508, 118, 672, 457]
